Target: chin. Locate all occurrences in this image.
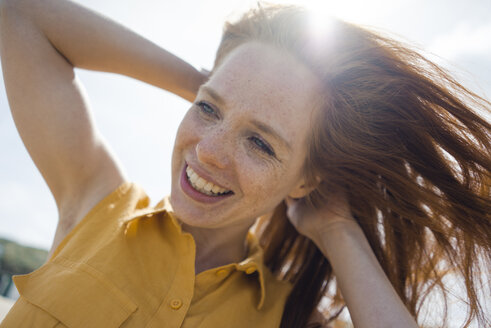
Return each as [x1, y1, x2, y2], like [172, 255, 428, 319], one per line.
[169, 191, 214, 228]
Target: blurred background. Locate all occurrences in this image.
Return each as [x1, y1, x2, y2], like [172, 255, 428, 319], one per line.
[0, 0, 490, 325]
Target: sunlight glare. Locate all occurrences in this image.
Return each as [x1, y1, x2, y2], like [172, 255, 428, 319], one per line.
[270, 0, 401, 25]
[308, 8, 336, 41]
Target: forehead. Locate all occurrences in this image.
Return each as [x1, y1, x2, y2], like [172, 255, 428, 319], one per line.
[206, 42, 322, 150]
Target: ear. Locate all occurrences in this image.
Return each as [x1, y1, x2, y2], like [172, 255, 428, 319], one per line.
[288, 176, 321, 199]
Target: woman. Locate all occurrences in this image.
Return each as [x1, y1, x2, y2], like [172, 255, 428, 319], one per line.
[1, 0, 489, 327]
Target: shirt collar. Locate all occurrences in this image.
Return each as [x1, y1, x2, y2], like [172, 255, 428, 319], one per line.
[238, 231, 267, 310]
[123, 196, 268, 310]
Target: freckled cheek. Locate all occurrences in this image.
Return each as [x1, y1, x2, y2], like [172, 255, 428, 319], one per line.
[176, 113, 203, 147]
[239, 166, 285, 197]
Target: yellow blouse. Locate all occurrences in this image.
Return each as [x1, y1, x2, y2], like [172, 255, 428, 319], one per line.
[1, 182, 293, 327]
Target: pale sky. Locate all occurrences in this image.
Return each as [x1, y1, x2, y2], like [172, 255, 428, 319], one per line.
[1, 0, 490, 248]
[1, 0, 490, 325]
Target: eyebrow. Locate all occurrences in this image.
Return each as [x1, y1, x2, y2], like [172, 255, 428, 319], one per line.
[198, 85, 293, 153]
[199, 85, 226, 106]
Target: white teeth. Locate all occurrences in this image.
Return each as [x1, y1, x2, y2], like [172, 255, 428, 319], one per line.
[204, 182, 213, 192]
[185, 165, 231, 196]
[211, 185, 220, 193]
[196, 177, 206, 189]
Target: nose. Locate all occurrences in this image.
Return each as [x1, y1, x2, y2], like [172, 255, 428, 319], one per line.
[195, 129, 231, 169]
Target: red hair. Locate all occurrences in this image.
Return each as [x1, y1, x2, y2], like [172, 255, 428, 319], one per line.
[213, 4, 491, 327]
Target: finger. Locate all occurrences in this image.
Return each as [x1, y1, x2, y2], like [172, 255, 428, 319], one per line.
[284, 196, 294, 207]
[200, 67, 211, 75]
[285, 199, 299, 223]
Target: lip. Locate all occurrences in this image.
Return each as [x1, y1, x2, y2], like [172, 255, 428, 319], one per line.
[180, 162, 234, 204]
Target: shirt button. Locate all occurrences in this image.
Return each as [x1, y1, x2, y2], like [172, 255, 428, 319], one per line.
[170, 299, 183, 310]
[245, 267, 256, 274]
[216, 269, 228, 276]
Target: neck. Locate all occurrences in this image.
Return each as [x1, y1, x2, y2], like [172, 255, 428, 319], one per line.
[179, 220, 255, 275]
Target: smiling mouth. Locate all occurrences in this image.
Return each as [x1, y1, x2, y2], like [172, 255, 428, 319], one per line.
[185, 165, 233, 197]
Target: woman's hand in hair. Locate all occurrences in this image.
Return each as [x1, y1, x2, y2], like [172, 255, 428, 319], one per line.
[287, 192, 419, 328]
[284, 189, 358, 247]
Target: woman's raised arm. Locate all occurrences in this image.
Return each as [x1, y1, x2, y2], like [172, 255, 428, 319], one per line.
[286, 194, 419, 327]
[0, 0, 205, 251]
[1, 0, 205, 100]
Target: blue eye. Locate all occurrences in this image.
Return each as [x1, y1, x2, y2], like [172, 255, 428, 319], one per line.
[195, 101, 275, 157]
[197, 101, 215, 115]
[249, 136, 275, 156]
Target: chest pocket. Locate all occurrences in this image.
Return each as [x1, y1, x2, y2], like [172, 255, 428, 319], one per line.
[9, 257, 137, 328]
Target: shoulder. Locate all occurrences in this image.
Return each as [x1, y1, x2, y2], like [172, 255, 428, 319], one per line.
[48, 180, 136, 258]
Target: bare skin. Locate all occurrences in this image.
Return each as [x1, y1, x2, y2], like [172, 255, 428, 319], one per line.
[0, 0, 206, 259]
[170, 42, 322, 273]
[0, 0, 418, 326]
[286, 192, 418, 327]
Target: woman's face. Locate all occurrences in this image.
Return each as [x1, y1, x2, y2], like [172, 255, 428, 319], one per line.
[170, 42, 322, 229]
